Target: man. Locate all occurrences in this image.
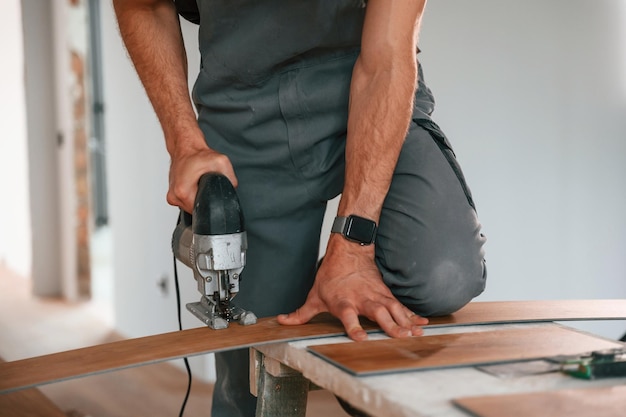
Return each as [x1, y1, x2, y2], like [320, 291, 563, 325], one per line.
[113, 1, 486, 415]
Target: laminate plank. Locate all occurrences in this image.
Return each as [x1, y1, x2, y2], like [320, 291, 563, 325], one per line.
[308, 326, 624, 375]
[0, 314, 357, 394]
[0, 359, 66, 417]
[453, 385, 626, 417]
[426, 299, 626, 326]
[1, 299, 624, 394]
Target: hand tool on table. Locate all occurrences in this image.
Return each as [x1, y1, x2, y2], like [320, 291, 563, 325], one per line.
[478, 347, 626, 380]
[172, 173, 257, 329]
[555, 347, 626, 379]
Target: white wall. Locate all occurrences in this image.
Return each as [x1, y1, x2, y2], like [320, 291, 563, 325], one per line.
[21, 0, 63, 296]
[0, 0, 31, 278]
[3, 0, 84, 298]
[420, 0, 626, 337]
[99, 0, 626, 383]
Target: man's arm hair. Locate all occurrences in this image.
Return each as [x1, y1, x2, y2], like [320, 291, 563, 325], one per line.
[338, 0, 426, 222]
[112, 0, 206, 156]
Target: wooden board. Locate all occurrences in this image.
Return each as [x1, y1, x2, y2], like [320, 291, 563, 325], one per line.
[425, 299, 626, 326]
[0, 314, 357, 394]
[1, 299, 625, 394]
[0, 358, 66, 417]
[453, 385, 626, 417]
[308, 326, 624, 375]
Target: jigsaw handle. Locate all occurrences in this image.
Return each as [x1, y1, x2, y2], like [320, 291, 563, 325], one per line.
[193, 173, 244, 236]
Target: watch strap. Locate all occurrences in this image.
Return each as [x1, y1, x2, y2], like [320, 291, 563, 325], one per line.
[331, 216, 348, 234]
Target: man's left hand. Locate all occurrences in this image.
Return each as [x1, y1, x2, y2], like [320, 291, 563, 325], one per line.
[277, 236, 428, 341]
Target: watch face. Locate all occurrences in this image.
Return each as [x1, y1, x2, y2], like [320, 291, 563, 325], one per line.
[345, 215, 377, 245]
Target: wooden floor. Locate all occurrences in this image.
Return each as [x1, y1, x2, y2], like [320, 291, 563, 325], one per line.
[0, 266, 348, 417]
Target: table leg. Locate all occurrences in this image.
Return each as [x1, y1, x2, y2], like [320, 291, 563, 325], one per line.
[251, 349, 310, 417]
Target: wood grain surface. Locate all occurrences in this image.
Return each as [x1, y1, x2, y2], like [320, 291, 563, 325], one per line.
[0, 358, 67, 417]
[0, 314, 359, 394]
[308, 326, 624, 375]
[1, 299, 624, 394]
[426, 299, 626, 326]
[453, 385, 626, 417]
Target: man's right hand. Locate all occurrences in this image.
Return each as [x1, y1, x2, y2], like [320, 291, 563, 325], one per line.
[167, 137, 238, 214]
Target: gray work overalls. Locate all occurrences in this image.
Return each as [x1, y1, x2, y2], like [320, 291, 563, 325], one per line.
[191, 2, 486, 415]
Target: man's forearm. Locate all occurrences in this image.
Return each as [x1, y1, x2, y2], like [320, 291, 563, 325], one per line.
[114, 0, 238, 212]
[113, 0, 205, 155]
[339, 56, 417, 222]
[338, 0, 424, 223]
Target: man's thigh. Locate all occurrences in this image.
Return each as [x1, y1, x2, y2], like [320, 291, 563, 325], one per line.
[376, 120, 487, 317]
[231, 176, 328, 317]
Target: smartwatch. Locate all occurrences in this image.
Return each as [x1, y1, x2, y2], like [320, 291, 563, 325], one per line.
[331, 215, 377, 246]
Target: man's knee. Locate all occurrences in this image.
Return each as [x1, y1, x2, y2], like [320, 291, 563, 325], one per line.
[385, 257, 486, 318]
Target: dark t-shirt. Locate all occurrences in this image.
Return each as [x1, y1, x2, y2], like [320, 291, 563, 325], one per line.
[194, 0, 366, 86]
[191, 0, 435, 122]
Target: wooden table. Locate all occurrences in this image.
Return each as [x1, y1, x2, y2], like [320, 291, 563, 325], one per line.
[250, 323, 626, 417]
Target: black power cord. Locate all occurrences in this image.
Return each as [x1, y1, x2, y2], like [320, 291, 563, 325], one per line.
[173, 254, 193, 417]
